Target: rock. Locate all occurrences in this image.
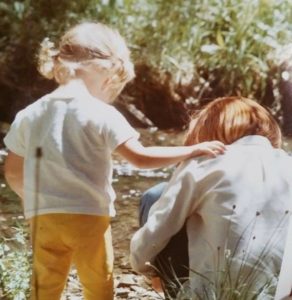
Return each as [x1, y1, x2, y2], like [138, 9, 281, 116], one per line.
[116, 274, 138, 287]
[130, 285, 147, 293]
[115, 287, 130, 298]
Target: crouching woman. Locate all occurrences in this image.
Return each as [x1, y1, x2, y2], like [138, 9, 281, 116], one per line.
[130, 97, 292, 299]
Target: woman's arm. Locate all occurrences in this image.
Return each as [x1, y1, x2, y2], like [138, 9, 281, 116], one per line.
[115, 138, 225, 169]
[4, 151, 24, 199]
[129, 160, 199, 274]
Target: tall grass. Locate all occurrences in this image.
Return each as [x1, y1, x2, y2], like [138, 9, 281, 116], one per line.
[148, 209, 290, 300]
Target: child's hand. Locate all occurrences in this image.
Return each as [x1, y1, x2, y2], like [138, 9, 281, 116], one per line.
[190, 141, 226, 158]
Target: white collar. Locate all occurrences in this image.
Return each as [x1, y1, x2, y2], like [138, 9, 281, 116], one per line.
[232, 135, 273, 147]
[50, 79, 97, 102]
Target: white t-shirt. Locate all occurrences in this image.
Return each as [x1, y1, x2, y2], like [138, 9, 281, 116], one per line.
[130, 136, 292, 298]
[4, 79, 139, 219]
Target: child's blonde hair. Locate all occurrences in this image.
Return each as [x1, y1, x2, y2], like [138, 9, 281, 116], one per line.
[184, 96, 282, 148]
[38, 22, 135, 99]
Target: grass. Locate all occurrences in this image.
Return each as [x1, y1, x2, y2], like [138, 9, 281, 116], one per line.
[147, 207, 290, 300]
[0, 158, 31, 300]
[0, 223, 31, 300]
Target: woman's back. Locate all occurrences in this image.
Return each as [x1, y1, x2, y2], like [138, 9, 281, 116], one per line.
[186, 135, 292, 298]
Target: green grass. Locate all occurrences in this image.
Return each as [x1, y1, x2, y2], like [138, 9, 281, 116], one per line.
[0, 174, 31, 300]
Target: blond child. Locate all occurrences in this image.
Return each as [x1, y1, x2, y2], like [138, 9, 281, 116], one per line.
[4, 22, 225, 300]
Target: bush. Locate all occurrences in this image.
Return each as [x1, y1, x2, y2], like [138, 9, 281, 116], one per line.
[124, 0, 292, 102]
[1, 0, 292, 125]
[0, 0, 110, 121]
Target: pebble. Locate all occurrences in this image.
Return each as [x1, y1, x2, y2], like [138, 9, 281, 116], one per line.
[116, 274, 138, 287]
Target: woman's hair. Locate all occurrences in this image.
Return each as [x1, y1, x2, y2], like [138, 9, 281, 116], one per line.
[38, 22, 134, 98]
[184, 96, 282, 148]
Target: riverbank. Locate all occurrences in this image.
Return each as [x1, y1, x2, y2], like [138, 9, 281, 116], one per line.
[1, 128, 292, 299]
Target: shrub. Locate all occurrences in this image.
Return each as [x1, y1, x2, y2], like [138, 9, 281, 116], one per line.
[123, 0, 292, 103]
[1, 0, 292, 125]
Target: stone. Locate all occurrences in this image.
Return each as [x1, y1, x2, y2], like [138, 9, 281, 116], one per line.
[117, 274, 138, 287]
[115, 287, 130, 298]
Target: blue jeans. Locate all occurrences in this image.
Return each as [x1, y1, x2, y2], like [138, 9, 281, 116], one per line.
[139, 182, 168, 226]
[139, 183, 189, 298]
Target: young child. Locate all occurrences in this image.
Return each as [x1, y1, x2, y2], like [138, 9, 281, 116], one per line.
[3, 22, 225, 300]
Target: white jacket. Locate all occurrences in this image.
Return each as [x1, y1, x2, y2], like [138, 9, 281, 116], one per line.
[130, 135, 292, 298]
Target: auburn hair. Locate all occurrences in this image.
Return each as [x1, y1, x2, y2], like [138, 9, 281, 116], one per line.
[184, 97, 282, 148]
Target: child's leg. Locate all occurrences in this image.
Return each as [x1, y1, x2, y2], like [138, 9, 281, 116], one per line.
[30, 214, 73, 300]
[71, 215, 114, 300]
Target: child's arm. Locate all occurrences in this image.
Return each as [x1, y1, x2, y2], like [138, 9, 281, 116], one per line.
[4, 151, 24, 199]
[115, 138, 225, 169]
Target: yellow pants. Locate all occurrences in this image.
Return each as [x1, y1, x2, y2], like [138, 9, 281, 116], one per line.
[29, 214, 114, 300]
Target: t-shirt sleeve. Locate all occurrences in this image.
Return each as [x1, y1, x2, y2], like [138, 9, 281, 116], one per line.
[103, 107, 140, 151]
[3, 110, 27, 157]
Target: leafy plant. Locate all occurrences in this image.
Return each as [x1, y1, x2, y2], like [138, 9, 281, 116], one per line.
[129, 0, 292, 102]
[1, 0, 292, 114]
[0, 223, 32, 300]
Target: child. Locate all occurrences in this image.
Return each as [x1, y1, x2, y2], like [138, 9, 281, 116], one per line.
[4, 22, 225, 300]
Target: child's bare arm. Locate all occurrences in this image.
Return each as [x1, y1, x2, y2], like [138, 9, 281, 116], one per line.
[115, 138, 225, 169]
[4, 151, 24, 199]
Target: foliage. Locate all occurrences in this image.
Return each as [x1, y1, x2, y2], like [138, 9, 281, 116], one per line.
[1, 0, 292, 122]
[0, 172, 31, 300]
[0, 223, 31, 300]
[119, 0, 292, 102]
[0, 0, 97, 92]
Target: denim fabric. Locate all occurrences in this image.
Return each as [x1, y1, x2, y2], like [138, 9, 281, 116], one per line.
[139, 182, 167, 226]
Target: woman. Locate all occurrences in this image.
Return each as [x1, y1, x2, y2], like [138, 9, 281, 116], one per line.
[130, 97, 292, 299]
